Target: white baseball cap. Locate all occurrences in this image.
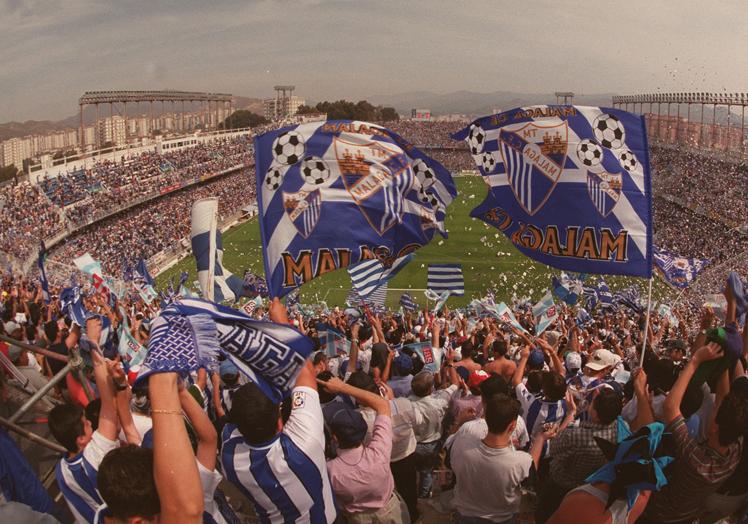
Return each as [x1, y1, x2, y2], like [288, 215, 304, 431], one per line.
[585, 349, 621, 371]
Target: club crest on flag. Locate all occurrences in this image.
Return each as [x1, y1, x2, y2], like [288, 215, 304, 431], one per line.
[333, 137, 413, 236]
[587, 171, 622, 217]
[499, 122, 568, 216]
[283, 188, 322, 239]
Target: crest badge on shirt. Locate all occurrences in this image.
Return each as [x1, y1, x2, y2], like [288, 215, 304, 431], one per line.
[292, 390, 306, 409]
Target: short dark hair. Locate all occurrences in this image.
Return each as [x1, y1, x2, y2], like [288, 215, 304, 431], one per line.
[715, 390, 748, 447]
[346, 370, 378, 394]
[593, 388, 622, 425]
[313, 352, 328, 366]
[526, 370, 543, 394]
[485, 394, 520, 434]
[461, 341, 475, 359]
[492, 339, 509, 358]
[43, 321, 58, 342]
[411, 372, 434, 398]
[680, 384, 705, 419]
[541, 372, 567, 402]
[229, 383, 280, 445]
[316, 371, 337, 404]
[85, 398, 101, 431]
[48, 404, 85, 453]
[479, 374, 510, 399]
[98, 445, 160, 520]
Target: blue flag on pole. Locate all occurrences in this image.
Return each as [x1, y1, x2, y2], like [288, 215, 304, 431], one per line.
[400, 293, 417, 312]
[454, 106, 652, 278]
[191, 198, 246, 302]
[652, 246, 709, 289]
[59, 287, 88, 327]
[255, 120, 457, 298]
[532, 291, 558, 335]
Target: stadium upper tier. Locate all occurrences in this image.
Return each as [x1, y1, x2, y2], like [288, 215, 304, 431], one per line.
[1, 121, 746, 273]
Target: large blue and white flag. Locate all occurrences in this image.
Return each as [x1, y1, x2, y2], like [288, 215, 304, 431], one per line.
[74, 253, 103, 277]
[191, 198, 246, 303]
[38, 242, 50, 304]
[532, 291, 558, 335]
[348, 253, 413, 298]
[652, 246, 709, 289]
[454, 106, 652, 277]
[427, 264, 465, 296]
[256, 120, 457, 298]
[136, 298, 314, 402]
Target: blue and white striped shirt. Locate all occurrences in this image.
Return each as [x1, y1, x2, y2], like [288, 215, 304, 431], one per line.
[221, 386, 337, 524]
[515, 383, 568, 438]
[55, 431, 119, 523]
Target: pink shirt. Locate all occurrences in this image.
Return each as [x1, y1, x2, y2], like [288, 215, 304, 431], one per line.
[327, 415, 394, 513]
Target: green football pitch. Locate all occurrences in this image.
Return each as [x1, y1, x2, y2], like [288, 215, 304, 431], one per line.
[157, 176, 668, 309]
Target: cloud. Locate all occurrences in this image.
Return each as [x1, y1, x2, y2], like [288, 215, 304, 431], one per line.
[1, 0, 748, 121]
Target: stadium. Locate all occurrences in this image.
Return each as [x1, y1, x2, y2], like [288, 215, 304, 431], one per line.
[0, 86, 748, 522]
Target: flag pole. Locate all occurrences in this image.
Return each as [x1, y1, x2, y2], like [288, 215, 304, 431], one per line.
[639, 277, 654, 368]
[670, 286, 688, 308]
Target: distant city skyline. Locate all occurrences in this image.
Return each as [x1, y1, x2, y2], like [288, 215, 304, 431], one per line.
[2, 0, 747, 122]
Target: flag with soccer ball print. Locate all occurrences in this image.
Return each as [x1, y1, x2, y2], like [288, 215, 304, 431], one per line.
[454, 106, 652, 278]
[256, 120, 457, 298]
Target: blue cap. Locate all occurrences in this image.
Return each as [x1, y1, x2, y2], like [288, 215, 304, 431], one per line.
[220, 359, 239, 377]
[528, 349, 546, 369]
[323, 403, 368, 447]
[394, 354, 413, 373]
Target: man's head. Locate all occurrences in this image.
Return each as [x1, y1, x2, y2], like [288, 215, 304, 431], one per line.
[220, 359, 240, 386]
[98, 445, 160, 523]
[714, 390, 748, 447]
[589, 388, 623, 425]
[484, 394, 520, 436]
[324, 404, 368, 449]
[479, 374, 510, 401]
[411, 371, 435, 398]
[392, 354, 414, 377]
[346, 370, 379, 394]
[541, 371, 567, 402]
[492, 338, 509, 358]
[461, 340, 475, 360]
[312, 351, 329, 374]
[229, 383, 281, 445]
[528, 349, 546, 370]
[585, 349, 621, 377]
[49, 404, 92, 454]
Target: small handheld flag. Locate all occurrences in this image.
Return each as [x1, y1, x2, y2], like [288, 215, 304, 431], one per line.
[652, 246, 709, 289]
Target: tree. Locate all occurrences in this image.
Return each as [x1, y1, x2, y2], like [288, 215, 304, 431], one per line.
[295, 105, 316, 115]
[379, 106, 399, 122]
[219, 110, 268, 130]
[304, 100, 399, 122]
[0, 165, 18, 183]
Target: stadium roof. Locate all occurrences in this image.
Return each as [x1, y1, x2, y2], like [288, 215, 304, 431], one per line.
[613, 92, 748, 105]
[79, 90, 232, 105]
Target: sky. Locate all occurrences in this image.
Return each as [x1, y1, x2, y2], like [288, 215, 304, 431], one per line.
[1, 0, 747, 122]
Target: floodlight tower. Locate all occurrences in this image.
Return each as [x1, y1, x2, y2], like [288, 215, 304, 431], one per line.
[274, 85, 296, 119]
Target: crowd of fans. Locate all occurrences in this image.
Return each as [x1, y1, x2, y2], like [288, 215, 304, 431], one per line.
[1, 265, 747, 523]
[50, 169, 256, 274]
[650, 144, 748, 226]
[0, 136, 252, 262]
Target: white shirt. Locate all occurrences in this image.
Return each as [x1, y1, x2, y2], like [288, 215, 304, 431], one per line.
[411, 384, 458, 444]
[359, 397, 424, 461]
[446, 416, 529, 452]
[450, 428, 533, 521]
[221, 386, 337, 524]
[56, 431, 119, 523]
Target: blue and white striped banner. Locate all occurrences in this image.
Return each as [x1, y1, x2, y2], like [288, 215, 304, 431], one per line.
[347, 253, 413, 298]
[427, 264, 464, 296]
